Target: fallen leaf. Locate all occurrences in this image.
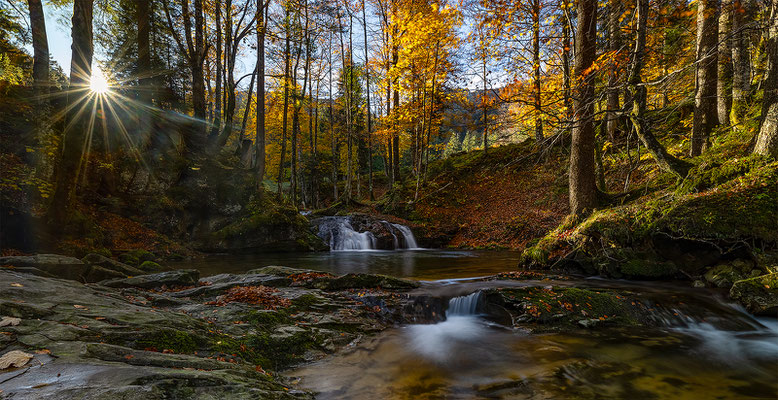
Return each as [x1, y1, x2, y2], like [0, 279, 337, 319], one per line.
[35, 349, 51, 355]
[10, 283, 23, 287]
[0, 317, 21, 327]
[73, 305, 89, 310]
[0, 350, 33, 369]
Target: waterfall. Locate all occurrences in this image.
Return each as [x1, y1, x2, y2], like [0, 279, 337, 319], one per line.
[391, 223, 419, 249]
[314, 216, 421, 251]
[315, 217, 377, 251]
[447, 291, 481, 317]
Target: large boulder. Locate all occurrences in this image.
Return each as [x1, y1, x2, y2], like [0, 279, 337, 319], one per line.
[730, 273, 778, 315]
[82, 253, 144, 276]
[101, 269, 200, 289]
[0, 254, 86, 281]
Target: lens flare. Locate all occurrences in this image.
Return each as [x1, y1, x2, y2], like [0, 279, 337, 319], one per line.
[90, 66, 110, 94]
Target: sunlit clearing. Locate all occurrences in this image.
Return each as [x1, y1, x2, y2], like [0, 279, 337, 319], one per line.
[90, 66, 110, 94]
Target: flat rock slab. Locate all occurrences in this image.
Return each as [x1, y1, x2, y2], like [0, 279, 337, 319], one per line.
[101, 269, 200, 289]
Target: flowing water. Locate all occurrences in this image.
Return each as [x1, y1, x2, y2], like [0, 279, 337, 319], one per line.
[288, 283, 778, 399]
[172, 237, 777, 398]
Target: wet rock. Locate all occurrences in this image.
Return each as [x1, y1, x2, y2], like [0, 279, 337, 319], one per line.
[704, 263, 747, 288]
[83, 253, 145, 276]
[82, 265, 128, 283]
[138, 260, 165, 273]
[730, 273, 778, 315]
[101, 269, 200, 289]
[0, 254, 86, 281]
[322, 273, 420, 290]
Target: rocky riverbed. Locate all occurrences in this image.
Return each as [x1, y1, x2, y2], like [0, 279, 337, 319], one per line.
[0, 254, 776, 399]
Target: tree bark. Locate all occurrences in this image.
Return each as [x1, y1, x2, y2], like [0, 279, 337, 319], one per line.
[606, 0, 621, 140]
[363, 0, 374, 200]
[569, 0, 598, 215]
[28, 0, 49, 95]
[731, 0, 753, 129]
[49, 0, 93, 224]
[277, 8, 291, 196]
[691, 0, 719, 156]
[627, 0, 692, 178]
[532, 0, 543, 142]
[562, 3, 572, 122]
[256, 0, 268, 188]
[754, 0, 778, 157]
[212, 0, 223, 139]
[718, 0, 733, 126]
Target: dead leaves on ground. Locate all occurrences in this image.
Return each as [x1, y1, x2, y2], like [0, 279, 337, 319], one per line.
[206, 286, 292, 309]
[0, 316, 21, 327]
[0, 350, 33, 369]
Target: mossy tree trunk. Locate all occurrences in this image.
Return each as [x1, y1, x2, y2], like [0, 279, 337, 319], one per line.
[691, 0, 719, 156]
[627, 0, 692, 179]
[754, 0, 778, 158]
[718, 0, 733, 126]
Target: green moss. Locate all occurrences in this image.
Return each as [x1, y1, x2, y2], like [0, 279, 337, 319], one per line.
[120, 249, 155, 266]
[497, 287, 640, 327]
[245, 310, 291, 328]
[243, 330, 317, 369]
[620, 259, 679, 279]
[136, 329, 204, 353]
[138, 260, 162, 272]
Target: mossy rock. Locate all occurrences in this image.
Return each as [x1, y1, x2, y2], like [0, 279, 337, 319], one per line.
[619, 259, 679, 280]
[119, 249, 156, 266]
[729, 273, 778, 315]
[488, 287, 641, 328]
[704, 262, 750, 288]
[321, 273, 420, 290]
[138, 260, 165, 273]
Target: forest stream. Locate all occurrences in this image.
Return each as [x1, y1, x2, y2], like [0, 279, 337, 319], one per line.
[172, 248, 778, 399]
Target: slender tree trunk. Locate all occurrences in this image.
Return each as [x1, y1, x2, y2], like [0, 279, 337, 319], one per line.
[329, 32, 338, 199]
[718, 0, 733, 126]
[49, 0, 93, 224]
[256, 1, 267, 188]
[754, 0, 778, 157]
[606, 0, 621, 140]
[691, 0, 719, 156]
[532, 0, 543, 141]
[391, 42, 400, 181]
[212, 0, 223, 138]
[628, 0, 692, 178]
[28, 0, 49, 96]
[562, 4, 572, 122]
[731, 0, 752, 129]
[569, 0, 598, 215]
[277, 14, 291, 196]
[482, 54, 488, 153]
[363, 0, 374, 200]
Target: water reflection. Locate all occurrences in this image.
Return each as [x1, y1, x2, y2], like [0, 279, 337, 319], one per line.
[170, 250, 522, 280]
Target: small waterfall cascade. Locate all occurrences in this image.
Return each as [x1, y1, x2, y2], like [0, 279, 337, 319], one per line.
[314, 216, 421, 251]
[446, 291, 482, 317]
[315, 217, 377, 251]
[389, 222, 419, 249]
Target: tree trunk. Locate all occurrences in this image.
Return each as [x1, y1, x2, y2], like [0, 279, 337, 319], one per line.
[482, 55, 488, 153]
[532, 0, 543, 142]
[363, 0, 374, 200]
[212, 0, 222, 139]
[277, 14, 291, 196]
[28, 0, 49, 95]
[691, 0, 719, 156]
[569, 0, 598, 215]
[392, 43, 400, 181]
[627, 0, 692, 178]
[562, 4, 572, 122]
[606, 0, 621, 140]
[754, 0, 778, 157]
[731, 0, 753, 129]
[49, 0, 93, 224]
[718, 0, 733, 126]
[256, 0, 267, 188]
